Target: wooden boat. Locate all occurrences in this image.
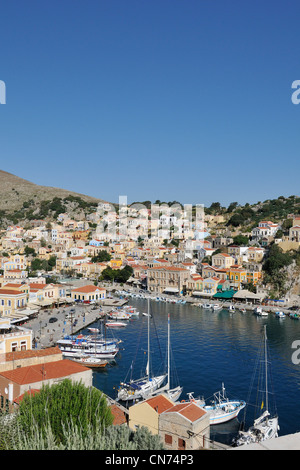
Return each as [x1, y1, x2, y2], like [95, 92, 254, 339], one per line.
[72, 355, 108, 368]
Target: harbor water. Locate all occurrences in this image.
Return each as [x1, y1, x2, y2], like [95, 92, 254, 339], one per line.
[88, 298, 300, 445]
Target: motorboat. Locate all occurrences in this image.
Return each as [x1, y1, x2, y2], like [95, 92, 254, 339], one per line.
[202, 303, 213, 309]
[253, 306, 268, 316]
[211, 304, 222, 311]
[106, 321, 127, 328]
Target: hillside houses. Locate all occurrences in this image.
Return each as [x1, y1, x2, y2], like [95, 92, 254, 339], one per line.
[0, 205, 300, 311]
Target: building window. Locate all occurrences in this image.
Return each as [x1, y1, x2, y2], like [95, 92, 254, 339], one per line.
[165, 434, 172, 445]
[178, 438, 186, 450]
[20, 341, 27, 351]
[11, 342, 18, 352]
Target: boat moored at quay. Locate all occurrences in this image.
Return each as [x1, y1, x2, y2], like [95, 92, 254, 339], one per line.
[68, 295, 300, 446]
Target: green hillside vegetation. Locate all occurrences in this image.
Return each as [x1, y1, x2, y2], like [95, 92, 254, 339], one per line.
[225, 196, 300, 229]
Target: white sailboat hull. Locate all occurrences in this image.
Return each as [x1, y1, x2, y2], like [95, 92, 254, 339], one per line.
[234, 412, 279, 446]
[117, 374, 167, 401]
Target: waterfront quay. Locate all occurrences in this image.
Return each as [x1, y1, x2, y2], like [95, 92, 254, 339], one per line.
[24, 298, 128, 349]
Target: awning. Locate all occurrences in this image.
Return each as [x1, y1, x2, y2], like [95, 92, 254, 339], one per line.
[233, 290, 265, 301]
[163, 288, 179, 293]
[213, 290, 235, 299]
[192, 292, 213, 297]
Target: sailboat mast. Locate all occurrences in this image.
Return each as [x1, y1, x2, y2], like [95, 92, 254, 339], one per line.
[147, 299, 150, 381]
[167, 313, 170, 389]
[264, 325, 268, 415]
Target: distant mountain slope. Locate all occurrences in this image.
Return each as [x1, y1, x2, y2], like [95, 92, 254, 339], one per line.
[0, 170, 106, 212]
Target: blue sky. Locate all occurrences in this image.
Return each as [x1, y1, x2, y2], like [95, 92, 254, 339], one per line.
[0, 0, 300, 207]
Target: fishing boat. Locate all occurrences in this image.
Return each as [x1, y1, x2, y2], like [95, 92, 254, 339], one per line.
[228, 304, 235, 313]
[185, 384, 245, 425]
[233, 326, 279, 446]
[202, 384, 246, 425]
[290, 312, 300, 320]
[275, 311, 286, 318]
[117, 300, 167, 402]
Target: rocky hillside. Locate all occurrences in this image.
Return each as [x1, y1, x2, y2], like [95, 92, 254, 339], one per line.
[0, 170, 106, 212]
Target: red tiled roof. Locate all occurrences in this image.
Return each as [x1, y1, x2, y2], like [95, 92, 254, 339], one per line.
[110, 404, 127, 425]
[163, 402, 206, 422]
[14, 389, 40, 404]
[0, 288, 25, 296]
[0, 359, 89, 385]
[72, 285, 105, 293]
[145, 394, 174, 414]
[5, 346, 62, 363]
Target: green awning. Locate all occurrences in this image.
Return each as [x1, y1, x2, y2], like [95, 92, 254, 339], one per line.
[213, 290, 235, 299]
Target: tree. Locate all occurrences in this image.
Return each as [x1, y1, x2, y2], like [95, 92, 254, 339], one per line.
[232, 235, 249, 246]
[24, 246, 36, 257]
[11, 422, 164, 451]
[91, 251, 111, 263]
[16, 380, 113, 446]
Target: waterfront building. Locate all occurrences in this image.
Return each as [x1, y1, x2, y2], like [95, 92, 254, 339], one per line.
[159, 401, 210, 450]
[227, 266, 247, 291]
[71, 284, 106, 302]
[0, 287, 27, 316]
[0, 359, 92, 412]
[147, 266, 189, 295]
[129, 394, 175, 435]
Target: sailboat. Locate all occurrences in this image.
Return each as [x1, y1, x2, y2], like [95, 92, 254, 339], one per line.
[150, 313, 183, 402]
[233, 326, 279, 446]
[117, 299, 167, 402]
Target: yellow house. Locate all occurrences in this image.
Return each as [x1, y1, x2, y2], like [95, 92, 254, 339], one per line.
[109, 258, 123, 269]
[0, 326, 33, 354]
[3, 254, 27, 270]
[246, 270, 262, 286]
[212, 253, 235, 269]
[71, 285, 106, 302]
[129, 394, 175, 434]
[227, 266, 247, 290]
[247, 247, 265, 262]
[0, 287, 28, 317]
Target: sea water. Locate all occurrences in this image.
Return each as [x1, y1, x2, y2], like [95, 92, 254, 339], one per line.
[89, 299, 300, 445]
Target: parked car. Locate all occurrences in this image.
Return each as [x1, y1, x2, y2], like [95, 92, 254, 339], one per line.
[49, 317, 58, 323]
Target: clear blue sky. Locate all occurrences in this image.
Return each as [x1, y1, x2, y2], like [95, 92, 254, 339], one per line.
[0, 0, 300, 207]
